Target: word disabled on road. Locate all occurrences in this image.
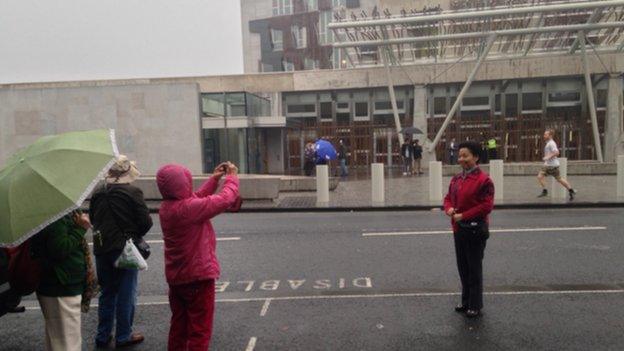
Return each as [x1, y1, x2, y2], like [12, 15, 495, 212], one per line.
[216, 277, 373, 293]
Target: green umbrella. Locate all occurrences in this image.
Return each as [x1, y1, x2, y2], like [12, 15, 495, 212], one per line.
[0, 129, 119, 247]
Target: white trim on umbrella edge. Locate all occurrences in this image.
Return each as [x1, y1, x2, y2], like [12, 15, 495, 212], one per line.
[0, 129, 120, 248]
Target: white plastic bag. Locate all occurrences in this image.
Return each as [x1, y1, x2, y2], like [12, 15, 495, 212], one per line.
[114, 239, 148, 271]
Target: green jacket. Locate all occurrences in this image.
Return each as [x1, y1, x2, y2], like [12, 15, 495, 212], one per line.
[32, 215, 87, 297]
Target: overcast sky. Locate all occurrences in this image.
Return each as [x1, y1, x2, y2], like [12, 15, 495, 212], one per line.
[0, 0, 244, 84]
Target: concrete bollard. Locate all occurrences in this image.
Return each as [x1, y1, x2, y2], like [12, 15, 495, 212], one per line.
[316, 165, 329, 207]
[618, 155, 624, 198]
[371, 163, 385, 206]
[429, 161, 443, 202]
[489, 160, 504, 201]
[551, 158, 568, 199]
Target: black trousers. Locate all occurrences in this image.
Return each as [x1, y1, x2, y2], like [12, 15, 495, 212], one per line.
[453, 229, 487, 310]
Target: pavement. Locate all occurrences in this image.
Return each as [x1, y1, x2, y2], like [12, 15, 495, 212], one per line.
[1, 208, 623, 350]
[254, 172, 623, 210]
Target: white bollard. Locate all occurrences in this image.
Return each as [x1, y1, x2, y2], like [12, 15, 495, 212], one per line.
[371, 163, 385, 206]
[551, 158, 568, 199]
[618, 155, 624, 198]
[316, 165, 329, 207]
[429, 161, 443, 202]
[489, 160, 504, 201]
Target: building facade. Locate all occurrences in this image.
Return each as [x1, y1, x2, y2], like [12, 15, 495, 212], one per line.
[2, 1, 623, 175]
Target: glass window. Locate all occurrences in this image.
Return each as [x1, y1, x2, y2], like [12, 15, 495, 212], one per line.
[495, 94, 501, 113]
[283, 60, 295, 71]
[319, 11, 332, 45]
[304, 58, 319, 70]
[292, 26, 307, 49]
[271, 29, 283, 51]
[272, 0, 292, 16]
[596, 89, 607, 108]
[306, 0, 317, 11]
[434, 97, 446, 115]
[522, 92, 542, 111]
[505, 93, 518, 116]
[548, 91, 580, 103]
[320, 102, 333, 120]
[462, 97, 489, 106]
[332, 0, 346, 7]
[226, 93, 246, 117]
[355, 102, 368, 117]
[246, 93, 271, 117]
[201, 93, 225, 117]
[287, 104, 316, 114]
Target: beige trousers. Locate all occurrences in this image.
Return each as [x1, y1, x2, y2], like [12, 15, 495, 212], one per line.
[37, 294, 82, 351]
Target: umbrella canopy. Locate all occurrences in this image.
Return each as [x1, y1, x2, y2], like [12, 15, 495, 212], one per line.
[315, 139, 337, 163]
[0, 129, 119, 247]
[401, 127, 424, 135]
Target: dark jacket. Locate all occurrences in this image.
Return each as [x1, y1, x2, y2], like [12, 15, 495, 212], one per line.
[89, 183, 153, 256]
[31, 216, 86, 297]
[401, 143, 413, 159]
[338, 144, 348, 161]
[443, 167, 495, 233]
[412, 143, 423, 159]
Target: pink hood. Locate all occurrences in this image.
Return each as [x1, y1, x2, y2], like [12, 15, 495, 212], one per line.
[156, 164, 240, 285]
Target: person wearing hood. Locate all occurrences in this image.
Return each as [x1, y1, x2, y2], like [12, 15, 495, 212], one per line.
[89, 155, 152, 348]
[156, 161, 240, 351]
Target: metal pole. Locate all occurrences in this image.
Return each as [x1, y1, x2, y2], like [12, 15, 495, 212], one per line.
[333, 22, 624, 48]
[329, 0, 624, 29]
[569, 8, 604, 54]
[579, 31, 604, 163]
[430, 34, 497, 152]
[381, 47, 405, 146]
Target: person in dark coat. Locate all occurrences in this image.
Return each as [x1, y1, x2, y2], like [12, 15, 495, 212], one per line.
[31, 213, 92, 351]
[304, 142, 315, 176]
[400, 138, 413, 176]
[338, 139, 349, 178]
[412, 139, 423, 175]
[89, 155, 153, 348]
[443, 141, 494, 318]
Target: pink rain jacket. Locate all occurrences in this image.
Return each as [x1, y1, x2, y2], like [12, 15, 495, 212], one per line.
[156, 164, 240, 286]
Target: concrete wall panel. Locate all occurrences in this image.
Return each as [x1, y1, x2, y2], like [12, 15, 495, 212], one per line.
[0, 83, 203, 175]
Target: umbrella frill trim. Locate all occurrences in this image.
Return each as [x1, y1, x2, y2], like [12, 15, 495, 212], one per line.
[1, 129, 119, 248]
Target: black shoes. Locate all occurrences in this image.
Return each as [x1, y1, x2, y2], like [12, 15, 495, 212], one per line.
[537, 189, 548, 198]
[466, 309, 481, 318]
[455, 305, 481, 318]
[569, 189, 577, 200]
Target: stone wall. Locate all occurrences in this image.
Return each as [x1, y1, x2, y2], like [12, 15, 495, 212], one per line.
[0, 82, 203, 175]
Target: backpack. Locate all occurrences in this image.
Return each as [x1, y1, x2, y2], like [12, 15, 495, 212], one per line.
[8, 239, 42, 296]
[0, 248, 22, 317]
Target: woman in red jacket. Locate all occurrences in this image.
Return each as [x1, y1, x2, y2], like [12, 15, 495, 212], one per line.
[443, 141, 494, 318]
[156, 161, 240, 350]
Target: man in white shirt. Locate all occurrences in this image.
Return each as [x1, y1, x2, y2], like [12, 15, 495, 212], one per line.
[537, 129, 577, 200]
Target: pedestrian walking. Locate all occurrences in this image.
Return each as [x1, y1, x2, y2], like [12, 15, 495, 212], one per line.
[157, 161, 240, 351]
[304, 142, 315, 176]
[537, 129, 577, 200]
[31, 212, 92, 351]
[448, 138, 457, 165]
[480, 134, 489, 164]
[443, 141, 494, 318]
[89, 155, 152, 348]
[401, 138, 413, 175]
[412, 139, 423, 175]
[338, 139, 349, 178]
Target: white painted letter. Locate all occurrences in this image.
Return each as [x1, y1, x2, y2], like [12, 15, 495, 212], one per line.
[237, 281, 255, 292]
[215, 281, 230, 293]
[288, 280, 306, 290]
[353, 277, 372, 288]
[313, 279, 331, 289]
[260, 280, 280, 291]
[339, 278, 346, 289]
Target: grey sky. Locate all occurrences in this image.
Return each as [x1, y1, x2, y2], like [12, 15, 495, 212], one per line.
[0, 0, 244, 84]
